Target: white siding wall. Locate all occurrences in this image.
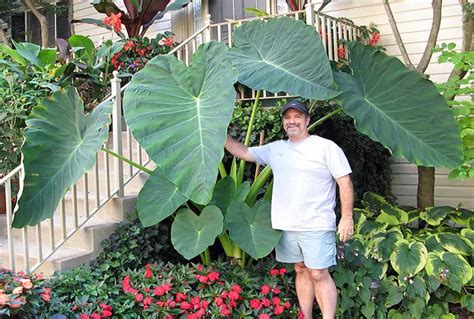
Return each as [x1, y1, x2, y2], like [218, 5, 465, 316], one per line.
[72, 0, 171, 45]
[312, 0, 473, 209]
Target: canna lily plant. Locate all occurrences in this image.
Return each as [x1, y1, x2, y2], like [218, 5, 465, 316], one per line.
[11, 18, 462, 267]
[74, 0, 192, 38]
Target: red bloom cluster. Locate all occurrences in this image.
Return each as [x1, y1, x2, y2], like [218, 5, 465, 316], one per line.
[103, 12, 122, 32]
[368, 32, 380, 46]
[268, 267, 287, 276]
[72, 302, 113, 318]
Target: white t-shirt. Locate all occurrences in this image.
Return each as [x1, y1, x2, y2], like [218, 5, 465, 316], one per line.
[249, 135, 352, 231]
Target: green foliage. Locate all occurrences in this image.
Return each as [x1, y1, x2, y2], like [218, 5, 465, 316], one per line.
[351, 192, 474, 317]
[434, 43, 474, 179]
[90, 218, 186, 276]
[334, 42, 463, 168]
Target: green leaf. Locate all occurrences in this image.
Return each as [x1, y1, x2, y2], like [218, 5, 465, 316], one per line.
[375, 205, 409, 225]
[228, 17, 339, 100]
[461, 294, 474, 312]
[370, 228, 403, 261]
[226, 200, 281, 259]
[334, 42, 462, 168]
[436, 233, 473, 256]
[386, 285, 403, 307]
[420, 206, 456, 226]
[461, 229, 474, 244]
[123, 41, 238, 205]
[449, 208, 473, 226]
[171, 206, 224, 260]
[0, 44, 27, 65]
[36, 48, 57, 68]
[361, 302, 375, 318]
[12, 88, 112, 227]
[408, 296, 426, 318]
[137, 168, 188, 227]
[425, 252, 472, 292]
[68, 35, 96, 63]
[390, 240, 428, 276]
[244, 7, 270, 17]
[208, 176, 250, 215]
[12, 40, 41, 66]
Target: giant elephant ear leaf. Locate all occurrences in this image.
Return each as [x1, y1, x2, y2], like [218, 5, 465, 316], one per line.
[123, 41, 238, 205]
[228, 17, 339, 100]
[12, 87, 112, 228]
[334, 42, 462, 168]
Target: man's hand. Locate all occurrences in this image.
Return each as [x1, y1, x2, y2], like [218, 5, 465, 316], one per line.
[337, 216, 354, 242]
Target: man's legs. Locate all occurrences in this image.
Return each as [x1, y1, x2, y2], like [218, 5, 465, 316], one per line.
[294, 263, 337, 319]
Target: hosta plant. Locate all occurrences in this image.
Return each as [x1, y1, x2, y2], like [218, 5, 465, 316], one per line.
[353, 192, 474, 317]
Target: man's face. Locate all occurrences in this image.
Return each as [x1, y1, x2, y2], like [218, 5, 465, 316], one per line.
[282, 108, 310, 139]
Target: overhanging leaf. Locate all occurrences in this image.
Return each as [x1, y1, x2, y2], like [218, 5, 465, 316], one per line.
[12, 87, 112, 227]
[420, 206, 456, 226]
[375, 205, 409, 225]
[137, 168, 188, 227]
[171, 206, 224, 260]
[123, 41, 238, 204]
[68, 35, 95, 64]
[425, 252, 472, 292]
[226, 200, 281, 259]
[334, 42, 462, 168]
[228, 17, 339, 100]
[436, 233, 473, 256]
[369, 228, 404, 262]
[390, 240, 428, 276]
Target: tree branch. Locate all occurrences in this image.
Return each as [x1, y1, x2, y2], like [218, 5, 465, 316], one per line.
[383, 0, 415, 69]
[416, 0, 442, 73]
[21, 0, 49, 47]
[445, 0, 473, 100]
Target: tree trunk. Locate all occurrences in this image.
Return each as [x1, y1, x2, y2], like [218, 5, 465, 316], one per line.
[0, 26, 10, 47]
[21, 0, 49, 47]
[417, 167, 435, 209]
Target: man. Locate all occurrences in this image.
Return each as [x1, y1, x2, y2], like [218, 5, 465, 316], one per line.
[225, 100, 354, 319]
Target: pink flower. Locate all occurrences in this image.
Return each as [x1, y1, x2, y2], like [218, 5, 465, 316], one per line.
[261, 298, 271, 307]
[91, 314, 100, 319]
[272, 296, 281, 305]
[214, 297, 224, 306]
[231, 284, 241, 293]
[269, 269, 279, 276]
[176, 292, 187, 302]
[259, 314, 270, 319]
[208, 271, 220, 281]
[145, 264, 153, 279]
[272, 287, 280, 294]
[135, 293, 144, 302]
[250, 298, 261, 309]
[180, 301, 193, 310]
[260, 284, 271, 295]
[279, 268, 287, 275]
[154, 286, 165, 296]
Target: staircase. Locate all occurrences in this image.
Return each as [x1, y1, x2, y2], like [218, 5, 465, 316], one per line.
[0, 3, 362, 275]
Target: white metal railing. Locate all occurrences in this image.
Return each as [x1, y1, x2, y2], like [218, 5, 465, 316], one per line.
[1, 4, 363, 273]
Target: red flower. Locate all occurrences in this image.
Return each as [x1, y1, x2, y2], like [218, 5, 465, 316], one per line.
[279, 268, 287, 275]
[162, 283, 172, 292]
[123, 40, 134, 51]
[101, 310, 113, 318]
[191, 296, 200, 305]
[372, 32, 380, 42]
[337, 46, 345, 59]
[260, 284, 271, 295]
[208, 271, 220, 281]
[249, 298, 261, 309]
[284, 301, 291, 309]
[80, 315, 89, 319]
[196, 274, 208, 284]
[180, 301, 193, 310]
[103, 12, 122, 32]
[274, 305, 285, 315]
[261, 298, 271, 307]
[100, 303, 112, 311]
[162, 36, 175, 47]
[227, 290, 239, 300]
[298, 309, 305, 318]
[272, 287, 280, 294]
[91, 314, 100, 319]
[272, 296, 281, 305]
[231, 284, 241, 293]
[219, 304, 231, 316]
[165, 315, 174, 319]
[269, 269, 279, 276]
[135, 293, 144, 302]
[175, 292, 187, 302]
[259, 314, 270, 319]
[214, 297, 224, 306]
[145, 264, 153, 279]
[154, 286, 165, 296]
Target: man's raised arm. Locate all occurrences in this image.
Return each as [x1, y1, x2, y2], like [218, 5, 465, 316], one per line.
[225, 135, 256, 163]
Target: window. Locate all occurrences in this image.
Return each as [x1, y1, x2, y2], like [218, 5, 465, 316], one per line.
[10, 0, 70, 47]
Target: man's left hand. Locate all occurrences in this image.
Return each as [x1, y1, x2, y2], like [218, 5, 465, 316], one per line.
[337, 217, 354, 242]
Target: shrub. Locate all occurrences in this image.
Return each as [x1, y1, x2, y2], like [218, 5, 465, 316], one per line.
[0, 268, 51, 318]
[90, 217, 187, 278]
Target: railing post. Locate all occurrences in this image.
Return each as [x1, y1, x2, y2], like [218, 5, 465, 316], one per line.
[111, 71, 124, 197]
[203, 14, 211, 43]
[305, 2, 314, 26]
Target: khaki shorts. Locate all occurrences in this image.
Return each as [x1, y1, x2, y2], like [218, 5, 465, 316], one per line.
[275, 230, 336, 269]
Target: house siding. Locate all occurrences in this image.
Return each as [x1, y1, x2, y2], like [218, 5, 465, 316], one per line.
[72, 0, 171, 44]
[312, 0, 473, 209]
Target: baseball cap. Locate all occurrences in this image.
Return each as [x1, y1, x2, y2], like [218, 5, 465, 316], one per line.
[280, 100, 309, 116]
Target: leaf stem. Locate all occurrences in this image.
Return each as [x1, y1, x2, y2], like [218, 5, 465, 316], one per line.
[101, 147, 153, 174]
[307, 108, 342, 132]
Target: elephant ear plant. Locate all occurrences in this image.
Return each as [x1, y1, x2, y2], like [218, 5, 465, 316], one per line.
[12, 17, 463, 267]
